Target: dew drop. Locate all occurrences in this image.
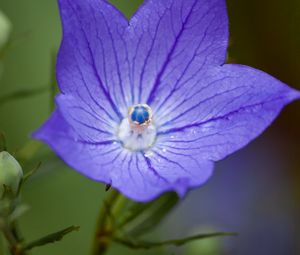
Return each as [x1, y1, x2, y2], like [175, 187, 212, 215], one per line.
[144, 151, 154, 158]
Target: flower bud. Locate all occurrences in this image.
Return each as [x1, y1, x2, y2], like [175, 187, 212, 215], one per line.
[0, 151, 23, 198]
[0, 10, 11, 50]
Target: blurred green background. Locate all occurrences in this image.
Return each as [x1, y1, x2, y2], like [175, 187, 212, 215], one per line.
[0, 0, 299, 254]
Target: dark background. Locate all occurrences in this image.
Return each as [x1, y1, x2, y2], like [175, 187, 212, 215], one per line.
[0, 0, 299, 254]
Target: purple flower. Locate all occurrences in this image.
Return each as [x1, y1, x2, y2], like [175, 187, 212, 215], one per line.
[34, 0, 299, 202]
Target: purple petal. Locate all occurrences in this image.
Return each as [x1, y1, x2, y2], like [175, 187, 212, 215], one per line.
[33, 110, 119, 183]
[57, 0, 131, 119]
[33, 111, 214, 202]
[111, 153, 214, 202]
[156, 64, 300, 161]
[57, 0, 228, 114]
[55, 94, 116, 143]
[128, 0, 228, 105]
[33, 0, 300, 202]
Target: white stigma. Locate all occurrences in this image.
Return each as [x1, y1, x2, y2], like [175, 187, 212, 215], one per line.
[117, 104, 156, 151]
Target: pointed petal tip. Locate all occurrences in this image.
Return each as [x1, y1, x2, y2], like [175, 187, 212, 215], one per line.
[285, 87, 300, 105]
[292, 89, 300, 100]
[31, 126, 44, 141]
[31, 110, 64, 144]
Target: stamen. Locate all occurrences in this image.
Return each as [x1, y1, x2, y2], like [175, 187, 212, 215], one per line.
[128, 104, 153, 133]
[117, 104, 156, 151]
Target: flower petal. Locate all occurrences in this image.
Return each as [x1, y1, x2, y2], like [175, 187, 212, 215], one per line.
[33, 110, 120, 183]
[156, 64, 300, 161]
[109, 152, 214, 202]
[33, 110, 214, 202]
[55, 94, 116, 143]
[35, 0, 300, 202]
[127, 0, 228, 105]
[57, 0, 131, 120]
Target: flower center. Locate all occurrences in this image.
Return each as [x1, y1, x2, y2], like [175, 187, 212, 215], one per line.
[117, 104, 156, 151]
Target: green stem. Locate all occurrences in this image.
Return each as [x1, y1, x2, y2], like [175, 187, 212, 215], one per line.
[91, 189, 122, 255]
[2, 221, 27, 255]
[1, 197, 27, 255]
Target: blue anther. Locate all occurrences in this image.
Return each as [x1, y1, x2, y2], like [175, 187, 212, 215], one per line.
[131, 106, 150, 125]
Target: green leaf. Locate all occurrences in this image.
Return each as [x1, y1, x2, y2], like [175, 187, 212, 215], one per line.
[117, 192, 179, 235]
[114, 232, 237, 249]
[23, 226, 80, 251]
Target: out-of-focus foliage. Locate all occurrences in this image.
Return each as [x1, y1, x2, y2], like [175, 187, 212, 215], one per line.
[0, 0, 299, 255]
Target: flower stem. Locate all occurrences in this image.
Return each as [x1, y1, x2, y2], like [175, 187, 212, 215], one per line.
[2, 221, 27, 255]
[91, 189, 123, 255]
